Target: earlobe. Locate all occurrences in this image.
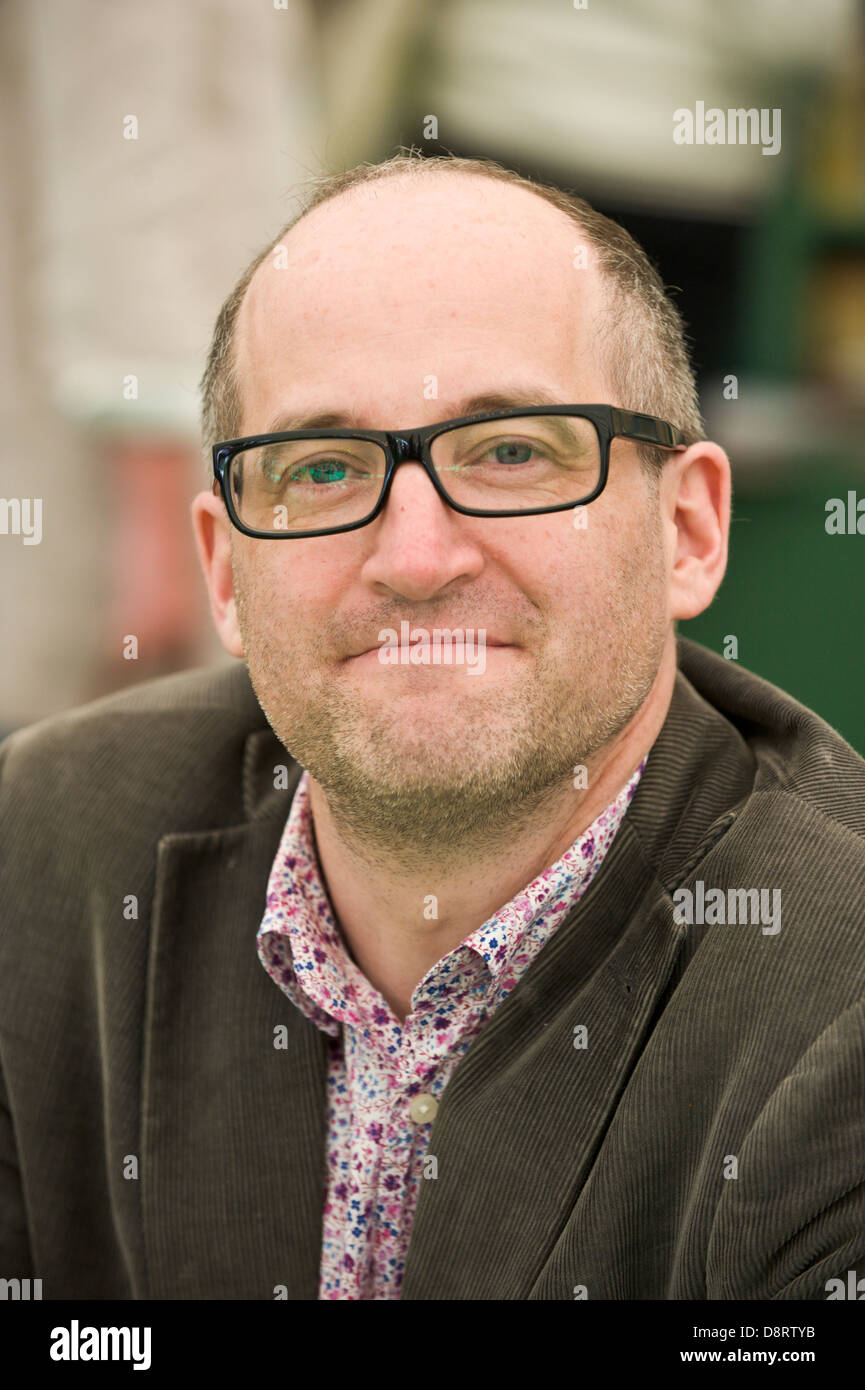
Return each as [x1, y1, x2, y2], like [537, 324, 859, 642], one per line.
[190, 492, 245, 657]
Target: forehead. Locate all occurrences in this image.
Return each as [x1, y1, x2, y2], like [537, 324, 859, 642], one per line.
[233, 174, 610, 431]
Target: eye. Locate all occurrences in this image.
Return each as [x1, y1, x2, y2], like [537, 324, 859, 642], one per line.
[285, 459, 349, 485]
[463, 434, 548, 469]
[485, 439, 535, 466]
[261, 452, 374, 487]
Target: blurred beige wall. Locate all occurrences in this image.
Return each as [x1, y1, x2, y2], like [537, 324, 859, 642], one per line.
[0, 0, 322, 726]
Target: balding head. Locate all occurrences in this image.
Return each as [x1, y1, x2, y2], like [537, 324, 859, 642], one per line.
[233, 169, 611, 443]
[200, 152, 703, 470]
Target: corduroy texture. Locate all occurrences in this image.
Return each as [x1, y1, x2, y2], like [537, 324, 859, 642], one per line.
[0, 637, 863, 1300]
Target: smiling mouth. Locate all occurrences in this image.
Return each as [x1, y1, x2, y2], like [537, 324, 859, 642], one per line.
[346, 638, 514, 659]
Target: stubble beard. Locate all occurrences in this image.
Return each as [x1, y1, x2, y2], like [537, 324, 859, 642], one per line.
[235, 515, 668, 868]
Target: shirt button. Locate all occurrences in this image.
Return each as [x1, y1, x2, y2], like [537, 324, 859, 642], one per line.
[408, 1093, 438, 1124]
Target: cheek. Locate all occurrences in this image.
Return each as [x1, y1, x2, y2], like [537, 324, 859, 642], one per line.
[506, 516, 616, 612]
[507, 501, 662, 637]
[233, 553, 294, 640]
[237, 547, 353, 642]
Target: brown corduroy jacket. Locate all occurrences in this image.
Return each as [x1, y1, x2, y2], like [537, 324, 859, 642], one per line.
[1, 636, 864, 1301]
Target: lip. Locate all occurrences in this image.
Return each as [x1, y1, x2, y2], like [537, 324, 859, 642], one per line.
[346, 644, 517, 667]
[344, 638, 516, 661]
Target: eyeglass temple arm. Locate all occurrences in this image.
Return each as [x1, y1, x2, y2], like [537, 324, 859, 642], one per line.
[612, 409, 688, 449]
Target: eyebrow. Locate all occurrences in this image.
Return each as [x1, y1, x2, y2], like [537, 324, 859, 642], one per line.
[262, 387, 569, 434]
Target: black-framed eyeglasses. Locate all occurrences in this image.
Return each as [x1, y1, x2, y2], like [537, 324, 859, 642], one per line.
[211, 404, 688, 538]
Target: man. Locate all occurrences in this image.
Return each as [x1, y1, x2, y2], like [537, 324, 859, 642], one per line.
[1, 152, 864, 1302]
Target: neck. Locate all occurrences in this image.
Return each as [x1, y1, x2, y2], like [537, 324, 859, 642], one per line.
[308, 639, 677, 1023]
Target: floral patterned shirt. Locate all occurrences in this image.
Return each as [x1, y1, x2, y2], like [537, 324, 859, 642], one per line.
[257, 757, 646, 1300]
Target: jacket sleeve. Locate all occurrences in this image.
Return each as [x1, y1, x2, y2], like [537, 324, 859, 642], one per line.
[0, 1047, 34, 1278]
[0, 730, 35, 1278]
[707, 999, 865, 1300]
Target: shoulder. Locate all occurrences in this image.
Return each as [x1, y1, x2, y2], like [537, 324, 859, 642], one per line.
[668, 639, 865, 978]
[0, 660, 271, 839]
[677, 635, 865, 844]
[1, 659, 264, 751]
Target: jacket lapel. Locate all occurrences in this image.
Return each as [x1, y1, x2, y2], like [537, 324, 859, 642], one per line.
[141, 731, 330, 1299]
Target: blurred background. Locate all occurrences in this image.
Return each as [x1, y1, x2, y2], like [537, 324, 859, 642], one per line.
[2, 0, 864, 746]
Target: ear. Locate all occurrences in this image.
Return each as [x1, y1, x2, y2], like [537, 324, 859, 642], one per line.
[663, 441, 731, 621]
[191, 488, 244, 657]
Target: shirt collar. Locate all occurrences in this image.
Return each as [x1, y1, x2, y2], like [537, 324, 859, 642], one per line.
[257, 758, 645, 1030]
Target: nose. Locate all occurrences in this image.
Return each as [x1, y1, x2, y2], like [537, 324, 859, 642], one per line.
[358, 457, 484, 601]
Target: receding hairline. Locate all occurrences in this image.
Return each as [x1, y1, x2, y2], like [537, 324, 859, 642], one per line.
[234, 164, 612, 389]
[252, 162, 596, 269]
[230, 166, 628, 447]
[201, 151, 704, 469]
